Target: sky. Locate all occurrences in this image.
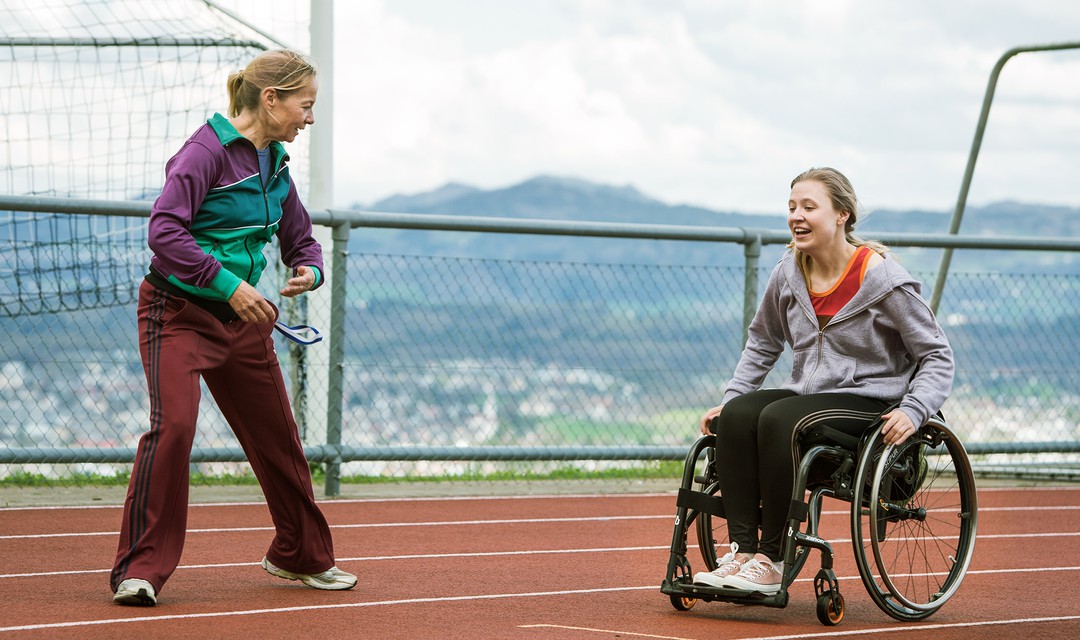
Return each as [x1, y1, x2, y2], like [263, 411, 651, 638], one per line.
[325, 0, 1080, 215]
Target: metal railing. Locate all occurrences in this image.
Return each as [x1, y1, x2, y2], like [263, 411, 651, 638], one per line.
[2, 195, 1080, 493]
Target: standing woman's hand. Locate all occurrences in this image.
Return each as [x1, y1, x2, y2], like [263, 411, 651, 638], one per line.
[228, 281, 276, 323]
[700, 405, 724, 435]
[280, 265, 316, 298]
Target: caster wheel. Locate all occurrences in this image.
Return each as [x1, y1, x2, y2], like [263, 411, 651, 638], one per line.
[670, 594, 697, 611]
[816, 590, 844, 626]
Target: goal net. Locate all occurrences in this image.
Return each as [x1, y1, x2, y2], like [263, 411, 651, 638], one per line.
[0, 0, 308, 316]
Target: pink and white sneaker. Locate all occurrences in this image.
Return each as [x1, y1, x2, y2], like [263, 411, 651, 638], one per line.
[723, 553, 784, 594]
[692, 542, 751, 588]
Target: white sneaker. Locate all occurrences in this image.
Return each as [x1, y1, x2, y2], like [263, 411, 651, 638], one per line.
[692, 542, 750, 588]
[113, 578, 157, 606]
[723, 554, 784, 594]
[261, 556, 357, 590]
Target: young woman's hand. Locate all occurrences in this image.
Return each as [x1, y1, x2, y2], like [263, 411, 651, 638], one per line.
[880, 409, 917, 446]
[700, 405, 724, 435]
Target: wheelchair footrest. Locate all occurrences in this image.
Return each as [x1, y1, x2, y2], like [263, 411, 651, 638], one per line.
[662, 579, 790, 608]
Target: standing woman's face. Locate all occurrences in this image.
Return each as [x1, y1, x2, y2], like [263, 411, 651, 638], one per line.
[265, 77, 318, 143]
[788, 179, 849, 255]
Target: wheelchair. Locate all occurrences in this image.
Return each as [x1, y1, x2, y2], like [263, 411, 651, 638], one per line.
[660, 410, 978, 626]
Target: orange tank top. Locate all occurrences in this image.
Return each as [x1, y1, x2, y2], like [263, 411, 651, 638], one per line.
[810, 246, 873, 327]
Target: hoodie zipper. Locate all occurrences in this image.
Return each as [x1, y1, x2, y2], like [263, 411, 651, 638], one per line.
[800, 289, 888, 394]
[802, 302, 826, 394]
[792, 254, 904, 394]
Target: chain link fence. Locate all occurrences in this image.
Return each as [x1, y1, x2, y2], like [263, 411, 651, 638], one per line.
[2, 210, 1078, 486]
[3, 1, 1077, 490]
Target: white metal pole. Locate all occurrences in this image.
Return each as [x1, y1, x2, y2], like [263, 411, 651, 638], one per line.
[304, 0, 334, 464]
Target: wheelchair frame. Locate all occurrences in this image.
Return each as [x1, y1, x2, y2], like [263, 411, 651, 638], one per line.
[660, 414, 978, 626]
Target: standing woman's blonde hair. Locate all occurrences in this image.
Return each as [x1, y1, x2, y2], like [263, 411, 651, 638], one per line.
[788, 167, 888, 277]
[226, 49, 318, 118]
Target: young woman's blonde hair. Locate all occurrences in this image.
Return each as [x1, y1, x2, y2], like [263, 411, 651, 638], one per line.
[226, 49, 318, 118]
[788, 167, 888, 277]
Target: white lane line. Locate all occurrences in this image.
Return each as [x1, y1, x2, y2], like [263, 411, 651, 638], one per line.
[0, 514, 669, 540]
[3, 501, 1077, 538]
[5, 512, 1080, 541]
[2, 485, 1076, 512]
[3, 570, 1080, 634]
[0, 545, 671, 579]
[0, 492, 676, 512]
[521, 614, 1080, 640]
[4, 581, 1070, 636]
[0, 585, 655, 633]
[521, 624, 700, 640]
[979, 505, 1080, 511]
[727, 614, 1080, 640]
[810, 531, 1080, 546]
[3, 536, 1079, 582]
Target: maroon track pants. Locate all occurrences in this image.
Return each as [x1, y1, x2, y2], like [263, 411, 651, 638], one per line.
[111, 281, 336, 594]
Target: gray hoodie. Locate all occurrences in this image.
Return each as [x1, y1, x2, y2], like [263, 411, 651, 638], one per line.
[722, 250, 954, 427]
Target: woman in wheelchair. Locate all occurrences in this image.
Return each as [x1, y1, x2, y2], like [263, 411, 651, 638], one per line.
[693, 167, 954, 595]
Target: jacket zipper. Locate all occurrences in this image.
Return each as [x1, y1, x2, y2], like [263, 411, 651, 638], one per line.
[246, 149, 273, 283]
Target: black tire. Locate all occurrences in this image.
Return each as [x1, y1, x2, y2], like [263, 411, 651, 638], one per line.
[816, 590, 844, 626]
[694, 449, 729, 570]
[670, 594, 697, 611]
[850, 417, 978, 621]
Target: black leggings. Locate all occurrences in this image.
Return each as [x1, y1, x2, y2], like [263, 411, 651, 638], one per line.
[711, 389, 890, 561]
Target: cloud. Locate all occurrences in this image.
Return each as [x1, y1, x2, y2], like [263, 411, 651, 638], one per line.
[332, 0, 1080, 214]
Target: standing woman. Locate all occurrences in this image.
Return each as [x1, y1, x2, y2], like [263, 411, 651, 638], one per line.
[693, 167, 954, 594]
[111, 49, 356, 606]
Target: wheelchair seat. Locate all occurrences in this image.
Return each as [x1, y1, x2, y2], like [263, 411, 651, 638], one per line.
[660, 412, 977, 626]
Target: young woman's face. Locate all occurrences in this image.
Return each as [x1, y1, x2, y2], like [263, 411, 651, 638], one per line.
[788, 179, 848, 253]
[266, 78, 318, 143]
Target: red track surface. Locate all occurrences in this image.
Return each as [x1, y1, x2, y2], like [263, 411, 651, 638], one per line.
[1, 486, 1078, 639]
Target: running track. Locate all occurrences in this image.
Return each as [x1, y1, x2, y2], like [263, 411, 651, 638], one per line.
[0, 487, 1078, 639]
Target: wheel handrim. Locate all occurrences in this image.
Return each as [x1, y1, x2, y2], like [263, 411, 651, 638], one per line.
[866, 421, 978, 613]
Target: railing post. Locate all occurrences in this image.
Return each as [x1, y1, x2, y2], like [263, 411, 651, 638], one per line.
[931, 41, 1080, 314]
[323, 221, 349, 497]
[742, 234, 762, 345]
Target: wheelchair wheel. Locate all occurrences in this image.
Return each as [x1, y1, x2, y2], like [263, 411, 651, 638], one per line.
[850, 416, 978, 621]
[693, 445, 730, 570]
[670, 594, 697, 611]
[815, 590, 844, 626]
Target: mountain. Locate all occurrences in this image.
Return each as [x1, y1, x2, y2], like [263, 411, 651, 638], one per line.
[351, 175, 1080, 273]
[370, 181, 481, 212]
[370, 174, 777, 228]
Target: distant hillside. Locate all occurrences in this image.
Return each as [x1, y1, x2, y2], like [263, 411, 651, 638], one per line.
[368, 175, 777, 228]
[350, 175, 1080, 273]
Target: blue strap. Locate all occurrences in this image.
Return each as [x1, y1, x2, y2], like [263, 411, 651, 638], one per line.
[273, 321, 323, 345]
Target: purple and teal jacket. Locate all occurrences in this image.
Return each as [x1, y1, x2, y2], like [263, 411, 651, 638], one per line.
[147, 113, 323, 303]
